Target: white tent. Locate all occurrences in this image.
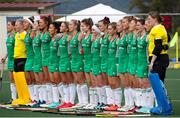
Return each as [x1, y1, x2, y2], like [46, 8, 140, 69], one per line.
[56, 3, 127, 23]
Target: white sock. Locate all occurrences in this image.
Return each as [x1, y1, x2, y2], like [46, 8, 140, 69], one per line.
[28, 84, 34, 101]
[10, 83, 17, 100]
[97, 87, 102, 104]
[46, 83, 53, 103]
[124, 88, 129, 106]
[146, 88, 155, 108]
[113, 88, 122, 107]
[101, 86, 107, 104]
[135, 88, 141, 107]
[34, 85, 40, 102]
[106, 86, 114, 105]
[139, 89, 145, 107]
[52, 84, 59, 103]
[77, 84, 83, 104]
[38, 85, 43, 102]
[128, 88, 134, 107]
[31, 85, 35, 101]
[144, 89, 150, 107]
[89, 87, 94, 104]
[141, 89, 145, 107]
[63, 84, 70, 103]
[93, 87, 98, 105]
[58, 83, 64, 102]
[132, 88, 137, 106]
[42, 85, 48, 102]
[69, 83, 76, 104]
[81, 83, 89, 104]
[133, 89, 137, 106]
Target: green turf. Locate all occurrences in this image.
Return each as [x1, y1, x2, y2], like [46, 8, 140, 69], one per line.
[0, 69, 180, 117]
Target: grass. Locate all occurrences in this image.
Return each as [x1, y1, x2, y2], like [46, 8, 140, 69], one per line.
[0, 68, 180, 117]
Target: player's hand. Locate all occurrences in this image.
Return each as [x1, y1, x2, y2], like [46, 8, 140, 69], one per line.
[79, 48, 84, 54]
[149, 63, 153, 71]
[78, 32, 85, 41]
[1, 58, 5, 63]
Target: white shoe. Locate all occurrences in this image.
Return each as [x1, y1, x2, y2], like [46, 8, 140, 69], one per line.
[118, 105, 129, 111]
[124, 105, 135, 112]
[86, 104, 96, 110]
[40, 102, 51, 108]
[26, 101, 37, 107]
[71, 103, 87, 109]
[83, 104, 92, 109]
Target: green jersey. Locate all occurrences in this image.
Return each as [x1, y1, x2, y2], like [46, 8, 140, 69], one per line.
[49, 37, 59, 61]
[6, 33, 15, 59]
[69, 32, 83, 72]
[108, 38, 117, 58]
[82, 34, 92, 55]
[107, 38, 118, 76]
[49, 36, 59, 72]
[59, 34, 71, 72]
[117, 34, 128, 57]
[33, 33, 42, 58]
[127, 32, 133, 54]
[59, 34, 69, 58]
[6, 33, 15, 71]
[91, 38, 101, 58]
[128, 33, 138, 75]
[82, 34, 92, 72]
[41, 32, 51, 66]
[100, 35, 109, 73]
[128, 33, 138, 63]
[69, 32, 81, 57]
[24, 31, 34, 58]
[24, 31, 34, 71]
[100, 35, 109, 57]
[91, 38, 101, 76]
[136, 33, 148, 78]
[117, 34, 128, 73]
[137, 34, 148, 63]
[33, 33, 42, 72]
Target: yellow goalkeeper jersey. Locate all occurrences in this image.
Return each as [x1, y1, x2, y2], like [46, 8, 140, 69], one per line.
[14, 31, 27, 58]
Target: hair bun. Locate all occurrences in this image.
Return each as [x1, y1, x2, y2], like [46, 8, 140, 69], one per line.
[88, 18, 93, 26]
[103, 17, 110, 24]
[29, 16, 34, 23]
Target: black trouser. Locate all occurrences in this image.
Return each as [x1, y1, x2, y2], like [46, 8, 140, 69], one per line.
[14, 58, 27, 72]
[149, 54, 169, 82]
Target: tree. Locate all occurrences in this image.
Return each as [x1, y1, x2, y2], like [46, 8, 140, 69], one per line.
[129, 0, 180, 13]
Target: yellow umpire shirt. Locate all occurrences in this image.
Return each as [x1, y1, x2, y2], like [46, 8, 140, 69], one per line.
[14, 31, 27, 58]
[148, 24, 168, 57]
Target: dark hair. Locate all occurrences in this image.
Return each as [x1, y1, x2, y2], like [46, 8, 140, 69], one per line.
[137, 18, 145, 25]
[148, 11, 162, 23]
[9, 21, 15, 26]
[108, 22, 117, 30]
[50, 22, 61, 33]
[98, 17, 110, 25]
[40, 15, 52, 27]
[81, 18, 93, 30]
[123, 16, 134, 22]
[71, 19, 80, 31]
[28, 16, 34, 24]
